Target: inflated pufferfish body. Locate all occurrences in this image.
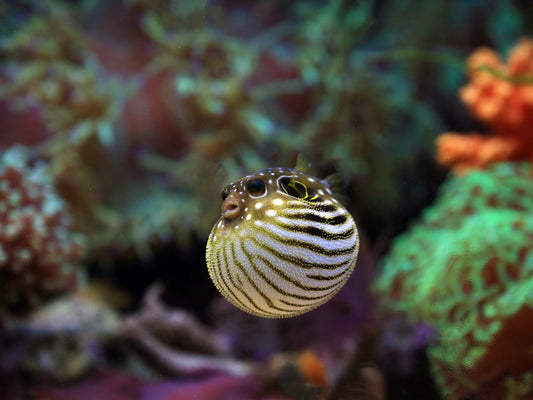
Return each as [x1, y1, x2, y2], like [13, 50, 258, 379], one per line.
[206, 167, 359, 318]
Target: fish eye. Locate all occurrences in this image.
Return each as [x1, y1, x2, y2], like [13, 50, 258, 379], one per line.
[246, 179, 266, 197]
[279, 178, 310, 199]
[221, 188, 230, 200]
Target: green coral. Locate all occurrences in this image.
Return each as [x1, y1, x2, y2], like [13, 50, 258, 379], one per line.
[375, 162, 533, 399]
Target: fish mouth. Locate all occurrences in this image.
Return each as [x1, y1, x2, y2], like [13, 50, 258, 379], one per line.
[222, 197, 241, 220]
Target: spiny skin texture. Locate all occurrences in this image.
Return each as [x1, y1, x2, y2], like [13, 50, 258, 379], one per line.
[206, 167, 359, 319]
[374, 162, 533, 400]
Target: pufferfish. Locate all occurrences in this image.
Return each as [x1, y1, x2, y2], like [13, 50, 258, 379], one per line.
[206, 167, 359, 319]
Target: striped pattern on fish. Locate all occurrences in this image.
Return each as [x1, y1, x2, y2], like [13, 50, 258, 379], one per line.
[206, 167, 359, 318]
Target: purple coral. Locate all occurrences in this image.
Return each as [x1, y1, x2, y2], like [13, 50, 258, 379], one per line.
[0, 146, 85, 314]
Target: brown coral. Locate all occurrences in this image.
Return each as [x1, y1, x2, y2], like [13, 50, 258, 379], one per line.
[0, 147, 85, 314]
[437, 38, 533, 174]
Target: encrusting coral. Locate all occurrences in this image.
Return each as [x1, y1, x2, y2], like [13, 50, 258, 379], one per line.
[374, 162, 533, 399]
[436, 38, 533, 174]
[0, 146, 85, 314]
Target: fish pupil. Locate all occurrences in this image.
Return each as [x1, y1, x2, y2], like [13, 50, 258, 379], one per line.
[246, 179, 266, 196]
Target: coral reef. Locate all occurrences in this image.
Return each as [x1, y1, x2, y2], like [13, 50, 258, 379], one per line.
[127, 0, 444, 251]
[0, 293, 120, 381]
[0, 146, 85, 314]
[0, 1, 132, 148]
[0, 0, 444, 260]
[437, 38, 533, 174]
[2, 0, 533, 399]
[374, 162, 533, 399]
[0, 1, 139, 260]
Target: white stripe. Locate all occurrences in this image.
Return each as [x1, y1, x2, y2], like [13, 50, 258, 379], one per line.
[281, 208, 346, 219]
[254, 220, 356, 252]
[253, 230, 355, 268]
[242, 239, 348, 294]
[222, 241, 255, 309]
[274, 215, 354, 235]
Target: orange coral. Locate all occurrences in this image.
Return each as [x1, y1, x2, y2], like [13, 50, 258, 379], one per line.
[437, 38, 533, 174]
[436, 133, 518, 175]
[297, 351, 328, 392]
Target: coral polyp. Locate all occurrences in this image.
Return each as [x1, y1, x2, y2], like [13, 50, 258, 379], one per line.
[437, 38, 533, 174]
[0, 147, 85, 314]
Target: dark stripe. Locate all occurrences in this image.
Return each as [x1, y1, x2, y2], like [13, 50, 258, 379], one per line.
[241, 241, 336, 298]
[254, 224, 357, 256]
[209, 249, 227, 295]
[257, 254, 341, 293]
[313, 204, 338, 213]
[251, 249, 343, 293]
[223, 244, 271, 315]
[280, 298, 327, 308]
[306, 265, 353, 281]
[284, 211, 347, 226]
[219, 247, 246, 305]
[331, 214, 348, 225]
[250, 236, 354, 270]
[214, 247, 250, 311]
[231, 242, 291, 314]
[273, 220, 356, 241]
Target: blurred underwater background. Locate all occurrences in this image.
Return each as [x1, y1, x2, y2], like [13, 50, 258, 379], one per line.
[1, 0, 533, 399]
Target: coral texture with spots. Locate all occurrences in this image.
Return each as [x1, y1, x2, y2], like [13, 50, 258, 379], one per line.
[436, 38, 533, 174]
[0, 147, 85, 314]
[374, 162, 533, 399]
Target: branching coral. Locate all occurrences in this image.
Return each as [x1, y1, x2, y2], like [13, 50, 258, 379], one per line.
[0, 2, 132, 144]
[120, 1, 295, 242]
[436, 38, 533, 174]
[131, 0, 272, 144]
[0, 146, 85, 314]
[374, 162, 533, 399]
[0, 2, 85, 67]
